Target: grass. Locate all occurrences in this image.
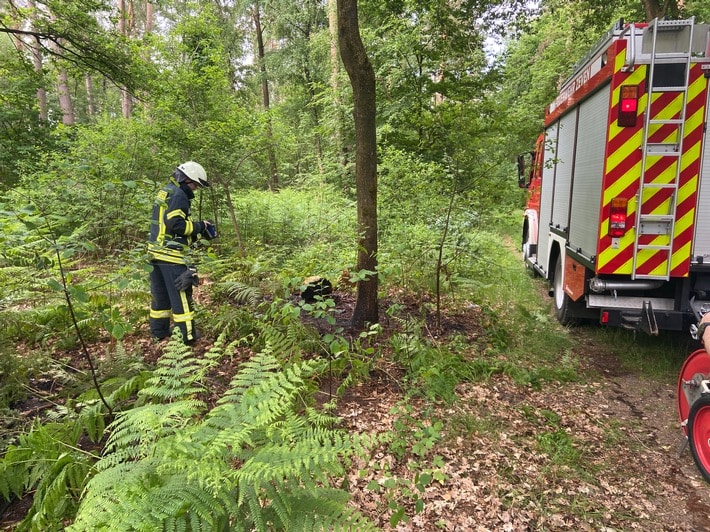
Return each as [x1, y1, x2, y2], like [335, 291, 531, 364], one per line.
[583, 326, 694, 381]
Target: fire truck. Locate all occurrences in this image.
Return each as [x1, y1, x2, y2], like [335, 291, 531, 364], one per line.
[519, 18, 710, 336]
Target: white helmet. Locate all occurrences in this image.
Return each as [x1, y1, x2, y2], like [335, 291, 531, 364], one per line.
[177, 161, 209, 187]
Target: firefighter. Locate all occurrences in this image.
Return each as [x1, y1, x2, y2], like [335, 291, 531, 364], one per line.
[148, 161, 215, 344]
[699, 312, 710, 354]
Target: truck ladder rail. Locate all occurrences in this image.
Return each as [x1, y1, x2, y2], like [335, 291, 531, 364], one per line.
[631, 17, 694, 281]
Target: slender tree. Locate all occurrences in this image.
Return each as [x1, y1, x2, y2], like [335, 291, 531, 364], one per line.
[251, 1, 279, 190]
[55, 61, 75, 124]
[117, 0, 134, 117]
[337, 0, 377, 329]
[23, 1, 48, 122]
[328, 0, 345, 168]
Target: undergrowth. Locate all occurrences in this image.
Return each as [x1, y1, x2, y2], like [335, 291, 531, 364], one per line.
[1, 323, 381, 531]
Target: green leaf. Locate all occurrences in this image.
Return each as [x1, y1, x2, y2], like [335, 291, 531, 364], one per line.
[389, 506, 405, 527]
[366, 480, 380, 493]
[47, 279, 64, 292]
[68, 285, 90, 303]
[111, 323, 126, 340]
[416, 472, 432, 491]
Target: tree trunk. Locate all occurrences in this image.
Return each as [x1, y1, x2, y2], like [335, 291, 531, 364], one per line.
[337, 0, 378, 329]
[145, 1, 153, 33]
[31, 41, 48, 122]
[252, 2, 279, 191]
[85, 75, 96, 117]
[328, 0, 345, 169]
[25, 0, 48, 122]
[117, 0, 133, 118]
[56, 64, 75, 125]
[640, 0, 680, 21]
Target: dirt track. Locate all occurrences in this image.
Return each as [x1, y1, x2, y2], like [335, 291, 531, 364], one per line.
[339, 326, 710, 530]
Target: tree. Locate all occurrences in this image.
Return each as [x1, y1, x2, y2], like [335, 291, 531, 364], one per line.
[0, 0, 146, 106]
[337, 0, 378, 329]
[640, 0, 679, 20]
[251, 1, 280, 190]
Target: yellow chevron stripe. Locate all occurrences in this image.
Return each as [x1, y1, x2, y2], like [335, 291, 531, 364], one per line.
[672, 242, 691, 271]
[603, 66, 646, 209]
[598, 61, 708, 277]
[689, 72, 706, 99]
[597, 239, 634, 273]
[635, 248, 660, 274]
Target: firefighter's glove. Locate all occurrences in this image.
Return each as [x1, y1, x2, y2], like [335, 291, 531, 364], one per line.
[175, 267, 199, 291]
[201, 220, 217, 240]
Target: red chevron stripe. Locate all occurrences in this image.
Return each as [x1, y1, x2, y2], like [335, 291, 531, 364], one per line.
[674, 221, 694, 249]
[605, 155, 641, 191]
[610, 42, 629, 91]
[648, 91, 679, 116]
[643, 157, 677, 184]
[607, 123, 640, 156]
[635, 250, 670, 276]
[598, 242, 634, 273]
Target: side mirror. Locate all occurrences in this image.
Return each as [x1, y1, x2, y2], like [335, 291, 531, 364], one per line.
[517, 154, 527, 188]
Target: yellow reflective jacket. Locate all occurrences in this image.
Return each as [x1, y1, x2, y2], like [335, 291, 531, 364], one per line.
[148, 180, 206, 264]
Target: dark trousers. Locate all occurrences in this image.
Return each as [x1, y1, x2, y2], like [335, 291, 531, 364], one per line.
[149, 261, 199, 343]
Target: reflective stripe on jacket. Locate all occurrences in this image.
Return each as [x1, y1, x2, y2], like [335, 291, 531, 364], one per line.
[148, 180, 204, 264]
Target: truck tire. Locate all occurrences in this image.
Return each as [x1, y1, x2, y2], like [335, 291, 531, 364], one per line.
[553, 255, 576, 325]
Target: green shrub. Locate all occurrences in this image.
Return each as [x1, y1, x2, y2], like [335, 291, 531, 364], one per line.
[70, 335, 377, 531]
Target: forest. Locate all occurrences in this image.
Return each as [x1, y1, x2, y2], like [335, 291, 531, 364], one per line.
[1, 0, 710, 529]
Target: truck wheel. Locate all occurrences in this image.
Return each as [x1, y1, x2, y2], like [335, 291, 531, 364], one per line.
[553, 255, 576, 325]
[688, 393, 710, 483]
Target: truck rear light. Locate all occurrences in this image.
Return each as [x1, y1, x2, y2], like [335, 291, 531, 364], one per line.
[609, 197, 628, 237]
[617, 85, 638, 127]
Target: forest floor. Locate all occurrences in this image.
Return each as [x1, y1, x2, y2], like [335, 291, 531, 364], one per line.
[3, 291, 710, 530]
[337, 322, 710, 531]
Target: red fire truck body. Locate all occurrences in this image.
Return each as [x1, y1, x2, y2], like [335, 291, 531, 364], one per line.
[520, 19, 710, 333]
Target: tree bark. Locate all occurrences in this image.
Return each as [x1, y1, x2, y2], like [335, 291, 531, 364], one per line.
[117, 0, 133, 118]
[31, 39, 48, 123]
[252, 2, 279, 191]
[328, 0, 345, 170]
[145, 1, 153, 33]
[85, 75, 96, 117]
[337, 0, 378, 329]
[25, 0, 48, 122]
[56, 61, 75, 125]
[640, 0, 680, 21]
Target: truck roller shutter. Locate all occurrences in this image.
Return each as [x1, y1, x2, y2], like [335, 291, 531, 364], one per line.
[569, 87, 611, 260]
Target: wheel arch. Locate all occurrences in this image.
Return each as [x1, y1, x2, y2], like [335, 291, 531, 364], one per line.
[522, 209, 539, 247]
[547, 241, 562, 283]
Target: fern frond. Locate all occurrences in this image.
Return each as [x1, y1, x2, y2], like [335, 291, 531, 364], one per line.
[140, 332, 233, 404]
[217, 351, 282, 404]
[72, 344, 378, 531]
[100, 400, 204, 466]
[72, 459, 232, 532]
[223, 280, 262, 305]
[0, 421, 96, 530]
[287, 488, 378, 531]
[235, 431, 360, 486]
[141, 337, 204, 401]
